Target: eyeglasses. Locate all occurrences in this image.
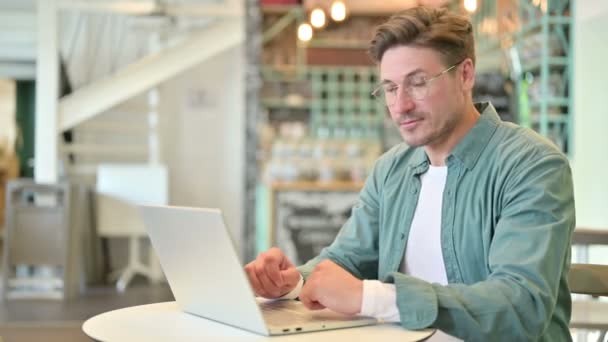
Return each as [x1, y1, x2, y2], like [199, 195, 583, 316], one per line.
[371, 61, 462, 106]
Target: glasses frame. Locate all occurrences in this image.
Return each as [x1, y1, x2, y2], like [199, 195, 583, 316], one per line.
[371, 60, 463, 106]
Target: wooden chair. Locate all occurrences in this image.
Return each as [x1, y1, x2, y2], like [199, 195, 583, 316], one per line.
[569, 228, 608, 341]
[95, 164, 168, 292]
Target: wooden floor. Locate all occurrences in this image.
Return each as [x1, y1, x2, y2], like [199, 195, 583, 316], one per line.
[0, 282, 174, 342]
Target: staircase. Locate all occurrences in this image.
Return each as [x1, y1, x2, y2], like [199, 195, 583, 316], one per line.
[57, 11, 169, 183]
[61, 96, 154, 184]
[0, 0, 245, 292]
[54, 5, 242, 183]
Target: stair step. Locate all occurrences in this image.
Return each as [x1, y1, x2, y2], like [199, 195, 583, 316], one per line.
[61, 143, 148, 157]
[76, 121, 149, 133]
[65, 164, 98, 176]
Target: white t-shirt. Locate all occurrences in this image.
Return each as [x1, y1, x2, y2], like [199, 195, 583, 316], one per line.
[360, 165, 461, 341]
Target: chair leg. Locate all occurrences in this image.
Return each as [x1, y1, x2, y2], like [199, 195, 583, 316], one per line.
[114, 236, 142, 292]
[116, 267, 136, 293]
[147, 246, 164, 284]
[114, 236, 162, 292]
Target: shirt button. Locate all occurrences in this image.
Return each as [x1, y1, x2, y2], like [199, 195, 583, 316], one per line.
[411, 188, 418, 194]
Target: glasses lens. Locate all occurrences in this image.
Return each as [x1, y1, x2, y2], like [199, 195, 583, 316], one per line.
[385, 90, 396, 106]
[372, 82, 430, 106]
[411, 84, 428, 100]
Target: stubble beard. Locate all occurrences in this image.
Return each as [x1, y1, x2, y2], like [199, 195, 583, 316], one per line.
[398, 111, 462, 148]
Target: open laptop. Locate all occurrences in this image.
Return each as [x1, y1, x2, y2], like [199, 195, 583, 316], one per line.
[139, 205, 379, 336]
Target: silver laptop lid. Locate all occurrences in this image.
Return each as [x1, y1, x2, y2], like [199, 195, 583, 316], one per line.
[140, 205, 269, 335]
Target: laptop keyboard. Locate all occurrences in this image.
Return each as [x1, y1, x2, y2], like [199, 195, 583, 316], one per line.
[259, 299, 378, 330]
[260, 300, 313, 326]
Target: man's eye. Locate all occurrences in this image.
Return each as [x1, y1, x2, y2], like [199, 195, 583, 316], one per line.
[385, 86, 398, 93]
[410, 80, 427, 87]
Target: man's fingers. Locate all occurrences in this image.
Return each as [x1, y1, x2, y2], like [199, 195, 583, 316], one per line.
[269, 247, 295, 271]
[280, 267, 300, 288]
[260, 250, 284, 288]
[245, 248, 298, 299]
[308, 301, 326, 310]
[264, 261, 284, 288]
[300, 292, 325, 310]
[299, 291, 314, 309]
[278, 251, 295, 270]
[244, 263, 269, 298]
[255, 262, 283, 298]
[299, 279, 325, 310]
[266, 247, 296, 288]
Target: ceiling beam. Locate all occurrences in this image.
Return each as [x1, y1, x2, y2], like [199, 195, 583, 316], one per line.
[0, 61, 36, 80]
[57, 0, 242, 17]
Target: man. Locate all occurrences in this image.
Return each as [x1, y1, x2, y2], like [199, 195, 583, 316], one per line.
[245, 6, 575, 341]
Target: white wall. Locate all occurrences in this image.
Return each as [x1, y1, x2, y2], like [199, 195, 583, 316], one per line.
[572, 0, 608, 262]
[159, 43, 245, 256]
[572, 1, 608, 228]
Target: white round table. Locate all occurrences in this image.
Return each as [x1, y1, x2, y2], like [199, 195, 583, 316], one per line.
[83, 301, 435, 342]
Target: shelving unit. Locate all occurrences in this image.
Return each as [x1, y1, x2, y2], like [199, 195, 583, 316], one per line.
[514, 0, 573, 154]
[259, 7, 391, 151]
[469, 0, 573, 154]
[255, 6, 392, 256]
[308, 66, 385, 139]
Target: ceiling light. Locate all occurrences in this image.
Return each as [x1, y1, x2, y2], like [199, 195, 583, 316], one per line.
[330, 1, 347, 22]
[310, 8, 326, 29]
[464, 0, 477, 13]
[297, 23, 313, 42]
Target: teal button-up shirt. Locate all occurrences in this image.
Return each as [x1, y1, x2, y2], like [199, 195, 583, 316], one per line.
[298, 103, 575, 341]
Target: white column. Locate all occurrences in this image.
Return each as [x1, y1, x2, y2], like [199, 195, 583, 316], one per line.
[147, 32, 161, 165]
[147, 87, 160, 165]
[572, 1, 608, 268]
[35, 0, 59, 183]
[572, 1, 608, 228]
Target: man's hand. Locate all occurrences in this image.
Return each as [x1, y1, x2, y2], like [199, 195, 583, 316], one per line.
[244, 247, 301, 298]
[299, 260, 363, 315]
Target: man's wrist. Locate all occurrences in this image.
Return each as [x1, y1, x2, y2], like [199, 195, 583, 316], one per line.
[279, 274, 304, 300]
[360, 279, 398, 318]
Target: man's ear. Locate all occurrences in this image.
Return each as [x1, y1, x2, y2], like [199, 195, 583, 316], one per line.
[460, 58, 476, 92]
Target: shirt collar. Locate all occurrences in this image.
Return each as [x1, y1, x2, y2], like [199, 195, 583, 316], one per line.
[408, 102, 500, 171]
[450, 102, 500, 169]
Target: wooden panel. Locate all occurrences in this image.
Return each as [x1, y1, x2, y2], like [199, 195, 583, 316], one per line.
[571, 300, 608, 330]
[572, 228, 608, 245]
[271, 180, 364, 191]
[0, 155, 19, 227]
[303, 0, 424, 15]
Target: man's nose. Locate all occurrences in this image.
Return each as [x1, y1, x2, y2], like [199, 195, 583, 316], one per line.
[391, 88, 416, 113]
